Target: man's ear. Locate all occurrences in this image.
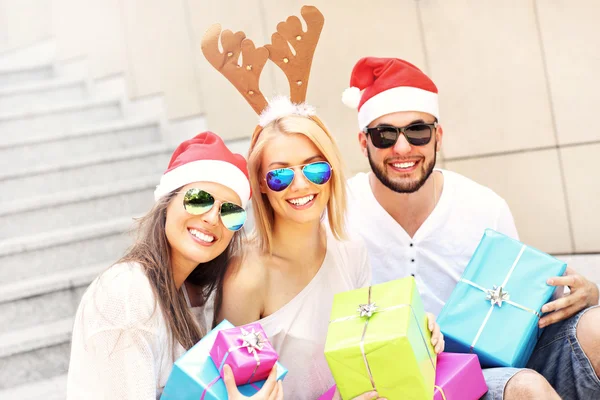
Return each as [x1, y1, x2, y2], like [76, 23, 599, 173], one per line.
[358, 131, 369, 157]
[435, 124, 444, 152]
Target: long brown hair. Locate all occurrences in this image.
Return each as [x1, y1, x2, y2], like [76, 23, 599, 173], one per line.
[117, 190, 242, 350]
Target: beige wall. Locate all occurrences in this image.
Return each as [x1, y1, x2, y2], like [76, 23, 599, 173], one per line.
[1, 0, 599, 254]
[0, 0, 52, 52]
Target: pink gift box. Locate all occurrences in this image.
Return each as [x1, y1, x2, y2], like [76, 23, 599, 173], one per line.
[434, 352, 488, 400]
[318, 385, 337, 400]
[209, 322, 278, 386]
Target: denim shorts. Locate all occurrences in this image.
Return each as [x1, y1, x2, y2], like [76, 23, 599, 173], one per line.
[482, 305, 599, 400]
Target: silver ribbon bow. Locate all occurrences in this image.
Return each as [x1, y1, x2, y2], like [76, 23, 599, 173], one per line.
[460, 245, 541, 350]
[240, 327, 265, 353]
[486, 285, 510, 307]
[357, 302, 378, 317]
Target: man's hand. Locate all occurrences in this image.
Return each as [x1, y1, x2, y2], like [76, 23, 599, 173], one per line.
[223, 364, 283, 400]
[539, 267, 600, 328]
[427, 312, 445, 354]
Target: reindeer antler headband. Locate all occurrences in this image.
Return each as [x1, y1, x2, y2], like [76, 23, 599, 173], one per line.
[201, 6, 325, 128]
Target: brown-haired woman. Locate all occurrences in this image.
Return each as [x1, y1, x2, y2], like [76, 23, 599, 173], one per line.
[66, 132, 282, 400]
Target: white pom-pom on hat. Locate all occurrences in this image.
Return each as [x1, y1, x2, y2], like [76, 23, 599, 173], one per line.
[341, 86, 362, 109]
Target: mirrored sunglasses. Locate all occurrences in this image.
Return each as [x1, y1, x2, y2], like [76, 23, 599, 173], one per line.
[182, 189, 246, 231]
[265, 161, 332, 192]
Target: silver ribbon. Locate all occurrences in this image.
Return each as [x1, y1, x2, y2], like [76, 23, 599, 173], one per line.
[330, 286, 436, 391]
[460, 245, 541, 350]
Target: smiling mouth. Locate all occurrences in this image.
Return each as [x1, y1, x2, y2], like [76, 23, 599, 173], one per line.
[388, 159, 420, 171]
[188, 228, 215, 243]
[286, 194, 316, 208]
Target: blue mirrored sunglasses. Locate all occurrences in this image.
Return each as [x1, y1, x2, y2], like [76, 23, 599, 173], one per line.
[265, 161, 332, 192]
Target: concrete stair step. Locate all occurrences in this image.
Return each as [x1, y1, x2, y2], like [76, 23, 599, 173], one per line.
[0, 264, 103, 334]
[0, 118, 162, 174]
[0, 98, 123, 138]
[0, 218, 134, 284]
[0, 317, 72, 390]
[0, 78, 88, 113]
[0, 143, 172, 201]
[0, 374, 67, 400]
[0, 175, 157, 239]
[0, 63, 55, 88]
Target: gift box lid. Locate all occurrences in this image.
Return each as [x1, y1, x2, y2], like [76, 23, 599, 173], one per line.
[438, 229, 567, 367]
[326, 277, 427, 347]
[210, 321, 278, 385]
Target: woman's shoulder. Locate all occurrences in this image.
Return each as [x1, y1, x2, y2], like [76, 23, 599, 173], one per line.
[97, 261, 148, 281]
[327, 232, 369, 260]
[225, 245, 268, 293]
[326, 233, 372, 288]
[80, 262, 160, 329]
[95, 262, 155, 300]
[219, 245, 268, 324]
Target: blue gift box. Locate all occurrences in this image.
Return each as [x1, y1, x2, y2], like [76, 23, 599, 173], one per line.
[437, 229, 567, 368]
[161, 320, 287, 400]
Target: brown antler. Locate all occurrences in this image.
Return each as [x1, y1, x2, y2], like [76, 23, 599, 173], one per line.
[265, 6, 324, 104]
[201, 24, 269, 115]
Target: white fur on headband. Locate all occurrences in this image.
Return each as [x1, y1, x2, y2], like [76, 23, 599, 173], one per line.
[258, 96, 316, 127]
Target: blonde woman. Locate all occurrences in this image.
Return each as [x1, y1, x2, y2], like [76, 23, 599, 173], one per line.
[218, 105, 372, 399]
[218, 105, 445, 400]
[200, 7, 443, 398]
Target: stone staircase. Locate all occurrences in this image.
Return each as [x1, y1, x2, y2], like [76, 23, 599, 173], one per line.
[0, 41, 248, 399]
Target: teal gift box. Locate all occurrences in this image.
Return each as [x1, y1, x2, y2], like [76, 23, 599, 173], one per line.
[438, 229, 567, 368]
[161, 320, 287, 399]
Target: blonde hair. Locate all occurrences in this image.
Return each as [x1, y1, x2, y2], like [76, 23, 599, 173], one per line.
[248, 115, 347, 254]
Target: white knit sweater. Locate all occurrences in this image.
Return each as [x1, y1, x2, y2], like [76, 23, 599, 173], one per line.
[66, 262, 211, 399]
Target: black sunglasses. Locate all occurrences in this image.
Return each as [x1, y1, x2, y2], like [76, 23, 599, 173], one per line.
[364, 122, 438, 149]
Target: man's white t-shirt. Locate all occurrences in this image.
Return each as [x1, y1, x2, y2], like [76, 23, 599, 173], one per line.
[346, 169, 519, 316]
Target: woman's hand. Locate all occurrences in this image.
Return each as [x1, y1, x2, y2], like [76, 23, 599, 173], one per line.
[223, 364, 283, 400]
[427, 312, 445, 354]
[330, 387, 385, 400]
[348, 390, 386, 400]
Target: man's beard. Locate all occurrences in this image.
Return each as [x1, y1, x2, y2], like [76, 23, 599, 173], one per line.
[367, 144, 437, 194]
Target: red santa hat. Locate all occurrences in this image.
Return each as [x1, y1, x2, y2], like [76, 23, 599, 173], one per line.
[154, 131, 251, 208]
[342, 57, 439, 130]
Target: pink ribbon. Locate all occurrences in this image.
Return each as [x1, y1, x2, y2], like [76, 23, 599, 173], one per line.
[199, 375, 221, 400]
[250, 382, 261, 391]
[217, 345, 261, 384]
